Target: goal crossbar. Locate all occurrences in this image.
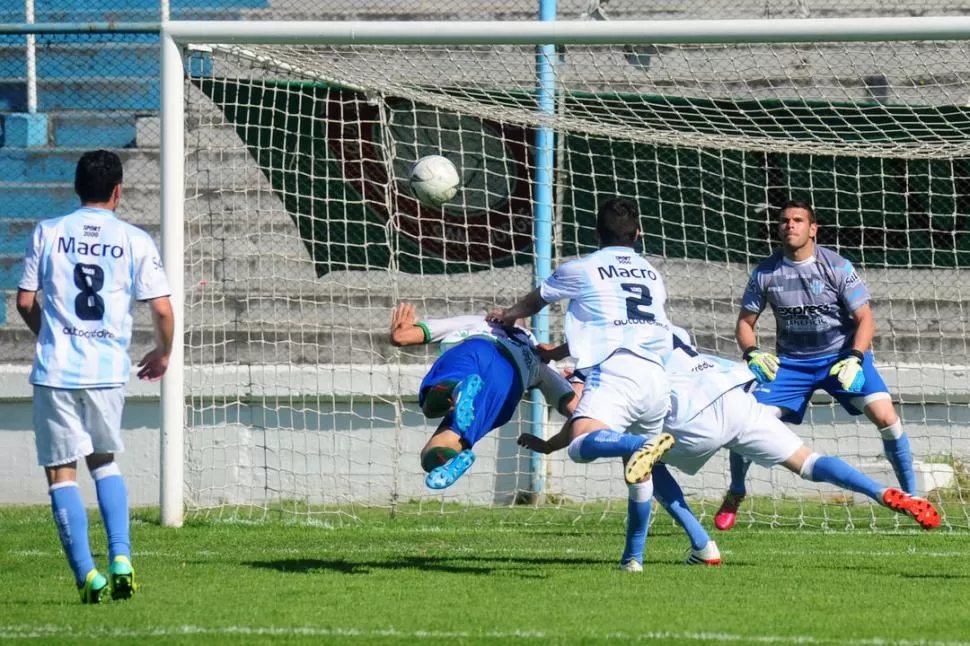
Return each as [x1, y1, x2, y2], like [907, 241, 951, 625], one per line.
[163, 17, 970, 46]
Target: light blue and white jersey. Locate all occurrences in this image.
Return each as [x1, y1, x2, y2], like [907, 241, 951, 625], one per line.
[664, 339, 756, 427]
[419, 314, 573, 407]
[742, 245, 869, 358]
[540, 247, 672, 370]
[19, 207, 171, 389]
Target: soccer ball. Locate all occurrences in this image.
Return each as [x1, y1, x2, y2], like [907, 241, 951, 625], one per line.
[408, 155, 460, 208]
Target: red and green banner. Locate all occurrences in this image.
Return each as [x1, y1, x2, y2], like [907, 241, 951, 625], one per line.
[197, 77, 970, 272]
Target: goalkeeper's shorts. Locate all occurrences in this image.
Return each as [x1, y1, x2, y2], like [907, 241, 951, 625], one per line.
[750, 351, 888, 424]
[419, 338, 524, 447]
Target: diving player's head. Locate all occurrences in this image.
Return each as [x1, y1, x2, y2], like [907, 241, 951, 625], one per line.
[75, 149, 124, 210]
[777, 200, 817, 257]
[596, 197, 641, 249]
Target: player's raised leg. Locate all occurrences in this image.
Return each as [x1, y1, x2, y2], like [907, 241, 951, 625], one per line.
[418, 338, 522, 489]
[421, 426, 477, 490]
[787, 448, 938, 529]
[624, 433, 676, 485]
[723, 387, 938, 530]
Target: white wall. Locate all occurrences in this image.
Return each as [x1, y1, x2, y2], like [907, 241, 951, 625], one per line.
[2, 364, 967, 511]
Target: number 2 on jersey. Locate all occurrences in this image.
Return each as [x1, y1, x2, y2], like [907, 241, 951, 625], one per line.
[620, 282, 655, 322]
[74, 263, 105, 321]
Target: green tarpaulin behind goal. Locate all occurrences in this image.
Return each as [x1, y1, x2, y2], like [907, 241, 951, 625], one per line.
[196, 77, 970, 275]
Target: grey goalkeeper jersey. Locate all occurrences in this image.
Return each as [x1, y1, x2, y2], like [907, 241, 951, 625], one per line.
[741, 245, 870, 359]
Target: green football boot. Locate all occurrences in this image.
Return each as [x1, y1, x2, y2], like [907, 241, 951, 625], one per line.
[79, 569, 109, 604]
[109, 555, 136, 600]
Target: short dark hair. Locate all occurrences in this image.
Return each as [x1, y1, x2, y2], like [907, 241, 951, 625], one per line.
[596, 197, 640, 246]
[75, 150, 123, 204]
[779, 199, 816, 224]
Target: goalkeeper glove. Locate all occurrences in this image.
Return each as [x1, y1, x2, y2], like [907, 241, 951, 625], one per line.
[829, 350, 866, 393]
[742, 347, 779, 384]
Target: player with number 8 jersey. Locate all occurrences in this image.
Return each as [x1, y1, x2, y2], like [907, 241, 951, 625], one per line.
[17, 150, 173, 603]
[20, 197, 169, 387]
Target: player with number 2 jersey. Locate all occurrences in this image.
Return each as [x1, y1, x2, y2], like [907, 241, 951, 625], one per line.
[491, 197, 676, 571]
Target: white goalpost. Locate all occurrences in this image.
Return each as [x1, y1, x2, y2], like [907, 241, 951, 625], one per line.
[160, 18, 970, 529]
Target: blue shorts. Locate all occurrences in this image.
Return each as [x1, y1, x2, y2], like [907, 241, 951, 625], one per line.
[752, 351, 889, 424]
[418, 338, 524, 448]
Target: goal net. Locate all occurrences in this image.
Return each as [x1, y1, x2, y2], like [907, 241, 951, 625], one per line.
[169, 20, 970, 529]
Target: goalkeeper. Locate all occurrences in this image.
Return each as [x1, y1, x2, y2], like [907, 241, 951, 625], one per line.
[389, 303, 575, 490]
[715, 200, 917, 531]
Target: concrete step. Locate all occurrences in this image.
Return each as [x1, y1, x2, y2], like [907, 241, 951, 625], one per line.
[135, 115, 242, 149]
[0, 33, 160, 46]
[0, 148, 254, 184]
[49, 112, 139, 148]
[0, 77, 159, 112]
[0, 43, 161, 80]
[0, 182, 285, 222]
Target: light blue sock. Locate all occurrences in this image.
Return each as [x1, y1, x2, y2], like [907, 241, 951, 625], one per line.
[811, 455, 884, 502]
[882, 434, 917, 495]
[93, 463, 130, 561]
[50, 482, 96, 587]
[569, 430, 645, 463]
[728, 451, 751, 495]
[622, 484, 652, 565]
[652, 464, 709, 551]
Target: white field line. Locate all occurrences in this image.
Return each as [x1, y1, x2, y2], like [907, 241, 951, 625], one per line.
[2, 625, 970, 645]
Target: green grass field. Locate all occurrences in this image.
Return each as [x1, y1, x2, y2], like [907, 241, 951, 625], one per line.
[2, 504, 969, 645]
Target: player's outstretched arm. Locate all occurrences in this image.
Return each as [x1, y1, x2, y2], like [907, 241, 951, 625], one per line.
[15, 289, 41, 337]
[137, 296, 174, 381]
[389, 302, 427, 347]
[488, 287, 547, 328]
[518, 419, 572, 455]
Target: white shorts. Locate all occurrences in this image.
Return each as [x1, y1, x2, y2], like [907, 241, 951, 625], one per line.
[662, 387, 803, 476]
[33, 386, 126, 467]
[572, 350, 670, 438]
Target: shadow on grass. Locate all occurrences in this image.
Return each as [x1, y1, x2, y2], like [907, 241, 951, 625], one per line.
[247, 554, 613, 576]
[898, 571, 970, 580]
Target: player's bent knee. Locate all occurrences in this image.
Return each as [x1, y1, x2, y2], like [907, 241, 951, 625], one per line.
[798, 452, 821, 481]
[628, 480, 653, 502]
[566, 435, 593, 463]
[877, 419, 903, 440]
[854, 392, 892, 417]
